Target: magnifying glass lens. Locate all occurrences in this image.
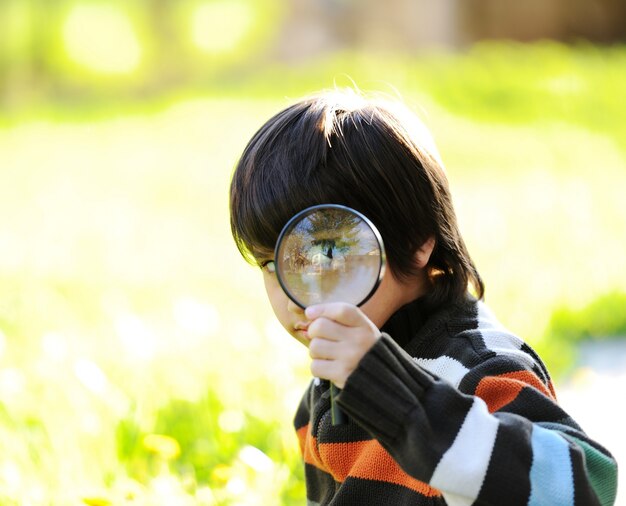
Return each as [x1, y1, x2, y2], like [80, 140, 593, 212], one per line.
[275, 205, 385, 308]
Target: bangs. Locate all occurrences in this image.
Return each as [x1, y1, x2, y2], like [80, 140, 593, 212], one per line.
[230, 101, 336, 264]
[231, 168, 317, 264]
[229, 91, 429, 270]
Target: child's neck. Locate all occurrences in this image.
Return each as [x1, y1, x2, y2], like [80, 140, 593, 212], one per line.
[360, 267, 431, 329]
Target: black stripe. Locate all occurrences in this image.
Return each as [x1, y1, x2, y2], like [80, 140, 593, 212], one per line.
[315, 410, 372, 444]
[458, 355, 547, 395]
[333, 476, 446, 505]
[401, 379, 475, 482]
[569, 444, 602, 506]
[294, 386, 311, 430]
[520, 342, 552, 384]
[304, 463, 337, 505]
[503, 387, 570, 423]
[477, 415, 532, 505]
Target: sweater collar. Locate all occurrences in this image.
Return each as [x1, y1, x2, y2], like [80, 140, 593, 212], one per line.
[380, 293, 477, 352]
[380, 296, 433, 349]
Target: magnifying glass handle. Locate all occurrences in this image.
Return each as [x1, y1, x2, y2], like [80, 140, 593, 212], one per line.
[330, 383, 347, 425]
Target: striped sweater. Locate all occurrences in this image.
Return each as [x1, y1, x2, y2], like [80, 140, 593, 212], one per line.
[294, 296, 618, 505]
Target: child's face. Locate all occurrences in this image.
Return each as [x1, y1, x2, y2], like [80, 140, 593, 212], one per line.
[261, 260, 427, 346]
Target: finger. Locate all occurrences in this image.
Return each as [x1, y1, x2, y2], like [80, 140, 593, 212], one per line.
[308, 336, 340, 360]
[307, 317, 349, 342]
[305, 302, 369, 327]
[310, 358, 345, 386]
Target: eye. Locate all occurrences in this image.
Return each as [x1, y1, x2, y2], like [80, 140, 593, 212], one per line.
[260, 260, 276, 274]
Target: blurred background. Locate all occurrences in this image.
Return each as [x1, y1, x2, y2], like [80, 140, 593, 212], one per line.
[0, 0, 625, 504]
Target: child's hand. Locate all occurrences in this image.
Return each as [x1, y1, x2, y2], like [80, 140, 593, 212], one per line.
[305, 302, 382, 389]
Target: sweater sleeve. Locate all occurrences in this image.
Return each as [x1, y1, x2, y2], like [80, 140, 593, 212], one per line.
[336, 333, 618, 506]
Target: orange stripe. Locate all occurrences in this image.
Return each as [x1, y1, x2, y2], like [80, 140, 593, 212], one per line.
[319, 439, 440, 496]
[320, 440, 441, 496]
[298, 424, 328, 471]
[296, 425, 308, 456]
[297, 423, 440, 496]
[547, 379, 557, 400]
[476, 370, 556, 413]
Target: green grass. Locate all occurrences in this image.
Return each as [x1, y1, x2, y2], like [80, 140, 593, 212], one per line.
[0, 43, 624, 503]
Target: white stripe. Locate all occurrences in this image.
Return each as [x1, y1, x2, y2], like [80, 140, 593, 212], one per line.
[413, 356, 469, 388]
[476, 302, 504, 329]
[477, 303, 536, 369]
[430, 396, 498, 501]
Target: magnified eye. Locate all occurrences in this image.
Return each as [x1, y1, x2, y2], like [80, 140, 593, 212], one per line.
[275, 205, 385, 307]
[260, 260, 276, 274]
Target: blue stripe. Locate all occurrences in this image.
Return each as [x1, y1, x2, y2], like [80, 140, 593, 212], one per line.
[528, 425, 574, 506]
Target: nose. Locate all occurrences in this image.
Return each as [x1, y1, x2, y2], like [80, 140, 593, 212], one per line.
[287, 299, 304, 315]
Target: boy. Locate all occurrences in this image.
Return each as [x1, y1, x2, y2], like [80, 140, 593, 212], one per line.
[229, 90, 617, 505]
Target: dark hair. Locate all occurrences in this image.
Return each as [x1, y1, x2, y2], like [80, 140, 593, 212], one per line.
[230, 90, 484, 309]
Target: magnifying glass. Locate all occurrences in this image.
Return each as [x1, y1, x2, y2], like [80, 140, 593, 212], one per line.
[275, 204, 386, 425]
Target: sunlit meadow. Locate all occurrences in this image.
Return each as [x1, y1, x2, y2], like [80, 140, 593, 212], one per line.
[2, 85, 625, 503]
[1, 1, 625, 503]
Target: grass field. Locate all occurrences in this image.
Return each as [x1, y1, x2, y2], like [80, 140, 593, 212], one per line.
[0, 44, 624, 503]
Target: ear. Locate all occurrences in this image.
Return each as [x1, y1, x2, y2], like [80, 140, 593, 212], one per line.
[414, 236, 436, 268]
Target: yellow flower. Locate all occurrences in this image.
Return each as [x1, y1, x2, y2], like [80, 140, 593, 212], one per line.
[142, 433, 181, 460]
[82, 498, 111, 506]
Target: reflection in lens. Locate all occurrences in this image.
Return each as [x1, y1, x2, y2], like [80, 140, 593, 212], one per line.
[275, 206, 385, 308]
